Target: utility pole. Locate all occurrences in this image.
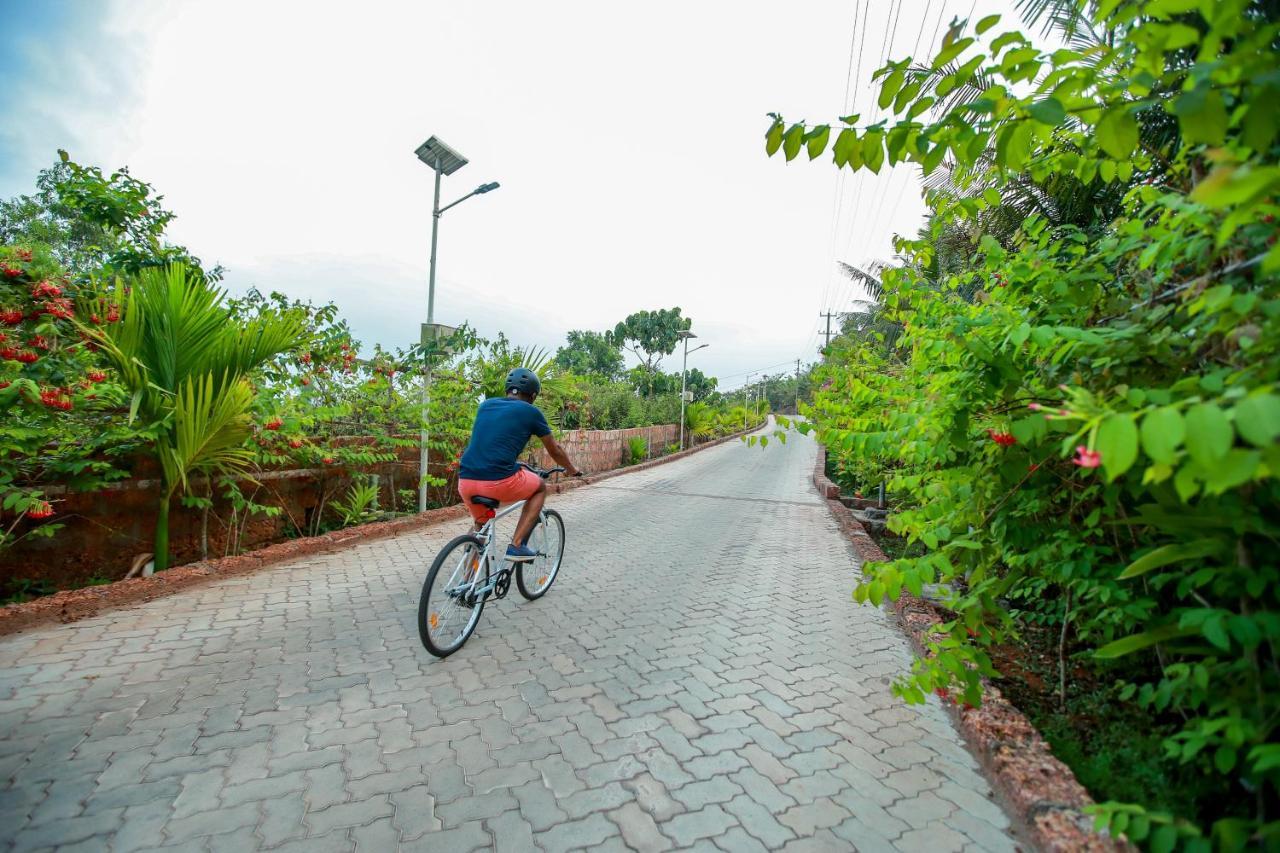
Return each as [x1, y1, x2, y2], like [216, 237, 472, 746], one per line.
[820, 311, 838, 353]
[795, 359, 801, 412]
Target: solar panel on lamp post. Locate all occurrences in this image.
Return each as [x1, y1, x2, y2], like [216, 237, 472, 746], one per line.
[414, 135, 500, 512]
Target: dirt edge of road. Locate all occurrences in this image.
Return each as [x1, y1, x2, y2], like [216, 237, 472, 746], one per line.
[0, 423, 765, 639]
[812, 445, 1130, 853]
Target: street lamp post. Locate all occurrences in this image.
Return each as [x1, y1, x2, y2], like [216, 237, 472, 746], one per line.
[414, 135, 499, 512]
[677, 331, 709, 450]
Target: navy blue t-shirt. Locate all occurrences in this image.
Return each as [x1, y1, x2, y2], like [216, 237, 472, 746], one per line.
[458, 397, 553, 481]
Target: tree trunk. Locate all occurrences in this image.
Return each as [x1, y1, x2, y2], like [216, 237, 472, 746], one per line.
[154, 492, 171, 571]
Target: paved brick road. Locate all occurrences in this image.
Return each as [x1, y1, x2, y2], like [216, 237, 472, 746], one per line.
[0, 428, 1016, 852]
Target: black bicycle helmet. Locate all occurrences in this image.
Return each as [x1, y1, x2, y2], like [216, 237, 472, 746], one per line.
[505, 367, 541, 397]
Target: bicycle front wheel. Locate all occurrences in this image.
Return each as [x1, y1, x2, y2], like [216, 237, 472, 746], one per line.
[517, 509, 565, 600]
[419, 534, 486, 657]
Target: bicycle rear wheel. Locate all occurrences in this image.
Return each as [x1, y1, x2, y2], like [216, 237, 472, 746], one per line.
[517, 509, 565, 600]
[419, 534, 486, 657]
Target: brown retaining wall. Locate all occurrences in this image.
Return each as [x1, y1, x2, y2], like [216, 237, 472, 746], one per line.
[813, 445, 1127, 853]
[2, 423, 685, 594]
[0, 421, 764, 637]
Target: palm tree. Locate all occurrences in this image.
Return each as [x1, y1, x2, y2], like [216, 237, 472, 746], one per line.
[684, 402, 717, 440]
[83, 263, 304, 569]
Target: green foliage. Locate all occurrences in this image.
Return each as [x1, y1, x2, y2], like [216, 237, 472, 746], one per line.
[84, 263, 304, 569]
[769, 0, 1280, 843]
[333, 477, 379, 527]
[554, 329, 624, 379]
[612, 307, 691, 383]
[626, 436, 647, 465]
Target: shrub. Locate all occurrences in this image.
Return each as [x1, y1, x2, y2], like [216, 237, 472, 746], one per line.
[766, 0, 1280, 843]
[626, 436, 647, 465]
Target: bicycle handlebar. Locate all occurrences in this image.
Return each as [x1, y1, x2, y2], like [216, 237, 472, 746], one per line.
[517, 462, 568, 479]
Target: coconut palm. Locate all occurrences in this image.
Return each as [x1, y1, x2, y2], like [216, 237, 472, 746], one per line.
[83, 263, 304, 569]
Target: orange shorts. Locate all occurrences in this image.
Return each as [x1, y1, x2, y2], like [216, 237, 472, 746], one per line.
[457, 468, 543, 524]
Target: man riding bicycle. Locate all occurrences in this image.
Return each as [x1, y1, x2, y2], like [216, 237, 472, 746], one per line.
[457, 368, 581, 563]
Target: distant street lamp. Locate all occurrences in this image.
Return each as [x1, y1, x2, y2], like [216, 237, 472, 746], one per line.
[678, 331, 709, 450]
[415, 135, 500, 512]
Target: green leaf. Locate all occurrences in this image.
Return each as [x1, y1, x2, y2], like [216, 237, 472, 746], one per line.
[1097, 414, 1138, 481]
[996, 121, 1033, 172]
[1097, 107, 1139, 159]
[1234, 394, 1280, 447]
[782, 124, 805, 161]
[1184, 403, 1233, 466]
[806, 125, 831, 160]
[765, 119, 784, 156]
[1141, 406, 1185, 464]
[878, 70, 905, 110]
[1119, 540, 1220, 579]
[975, 14, 1000, 34]
[931, 37, 974, 70]
[1096, 624, 1197, 658]
[1150, 825, 1178, 853]
[1173, 85, 1228, 146]
[1027, 98, 1066, 126]
[1203, 449, 1260, 495]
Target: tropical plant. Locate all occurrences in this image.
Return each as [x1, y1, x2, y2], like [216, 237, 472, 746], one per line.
[626, 436, 647, 465]
[554, 329, 624, 379]
[684, 401, 717, 438]
[333, 477, 380, 527]
[764, 0, 1280, 844]
[82, 263, 304, 569]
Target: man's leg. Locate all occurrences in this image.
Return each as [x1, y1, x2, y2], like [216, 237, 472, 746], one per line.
[511, 479, 547, 548]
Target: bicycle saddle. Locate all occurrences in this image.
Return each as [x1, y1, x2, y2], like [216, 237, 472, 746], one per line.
[470, 495, 500, 509]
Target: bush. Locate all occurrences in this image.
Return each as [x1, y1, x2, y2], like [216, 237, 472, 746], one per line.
[626, 436, 646, 465]
[767, 0, 1280, 844]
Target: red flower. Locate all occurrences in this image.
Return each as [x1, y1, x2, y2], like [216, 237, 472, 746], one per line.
[288, 438, 304, 449]
[105, 306, 120, 323]
[30, 336, 50, 351]
[16, 249, 33, 262]
[986, 429, 1016, 447]
[1028, 462, 1040, 472]
[1, 310, 22, 325]
[15, 351, 38, 364]
[300, 352, 312, 364]
[88, 371, 107, 383]
[31, 281, 62, 299]
[27, 501, 55, 520]
[90, 314, 102, 325]
[0, 347, 17, 360]
[1073, 446, 1101, 468]
[0, 381, 9, 390]
[264, 417, 283, 431]
[934, 687, 950, 701]
[2, 267, 21, 278]
[322, 456, 335, 464]
[300, 376, 311, 386]
[1027, 402, 1042, 411]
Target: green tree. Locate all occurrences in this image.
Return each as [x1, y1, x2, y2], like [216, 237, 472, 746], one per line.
[0, 152, 204, 280]
[553, 329, 623, 379]
[83, 263, 304, 570]
[612, 308, 691, 389]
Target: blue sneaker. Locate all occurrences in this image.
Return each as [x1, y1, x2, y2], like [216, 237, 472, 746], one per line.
[506, 543, 536, 562]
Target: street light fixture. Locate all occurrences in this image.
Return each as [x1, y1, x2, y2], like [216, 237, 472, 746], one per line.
[415, 134, 500, 512]
[678, 331, 709, 451]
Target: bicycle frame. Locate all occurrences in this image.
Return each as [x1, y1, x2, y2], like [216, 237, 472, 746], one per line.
[448, 499, 530, 602]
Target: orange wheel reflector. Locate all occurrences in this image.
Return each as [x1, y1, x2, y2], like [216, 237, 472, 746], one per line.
[538, 576, 548, 585]
[429, 612, 439, 629]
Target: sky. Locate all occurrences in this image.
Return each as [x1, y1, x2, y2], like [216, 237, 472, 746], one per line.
[0, 0, 1014, 392]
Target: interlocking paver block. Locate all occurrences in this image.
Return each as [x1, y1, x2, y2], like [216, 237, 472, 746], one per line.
[0, 428, 1015, 851]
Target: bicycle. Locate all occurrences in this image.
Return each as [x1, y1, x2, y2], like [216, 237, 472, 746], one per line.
[417, 463, 568, 658]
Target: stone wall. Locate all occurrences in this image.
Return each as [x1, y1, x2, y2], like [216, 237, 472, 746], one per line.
[2, 424, 683, 592]
[528, 424, 681, 473]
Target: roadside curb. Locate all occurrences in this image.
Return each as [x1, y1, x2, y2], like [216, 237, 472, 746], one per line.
[0, 422, 764, 638]
[813, 445, 1126, 853]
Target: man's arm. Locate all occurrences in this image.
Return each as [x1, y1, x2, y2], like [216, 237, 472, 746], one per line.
[539, 434, 581, 476]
